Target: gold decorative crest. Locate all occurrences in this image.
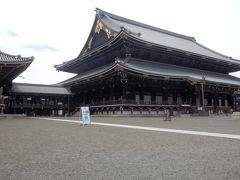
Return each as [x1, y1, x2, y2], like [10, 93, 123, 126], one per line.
[114, 65, 124, 72]
[94, 20, 103, 33]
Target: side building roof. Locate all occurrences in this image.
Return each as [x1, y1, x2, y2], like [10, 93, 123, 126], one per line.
[0, 50, 34, 64]
[11, 83, 71, 95]
[0, 50, 34, 84]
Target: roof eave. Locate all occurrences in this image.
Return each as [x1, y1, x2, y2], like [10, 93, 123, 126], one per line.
[54, 31, 128, 73]
[119, 32, 240, 70]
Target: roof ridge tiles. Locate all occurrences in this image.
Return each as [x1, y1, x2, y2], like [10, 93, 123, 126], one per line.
[0, 50, 34, 62]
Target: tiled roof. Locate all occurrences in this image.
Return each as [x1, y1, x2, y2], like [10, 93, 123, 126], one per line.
[11, 83, 72, 95]
[122, 58, 240, 86]
[59, 57, 240, 87]
[96, 8, 239, 64]
[55, 9, 240, 74]
[0, 50, 34, 64]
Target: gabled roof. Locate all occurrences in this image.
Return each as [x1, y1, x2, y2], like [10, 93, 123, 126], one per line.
[55, 9, 240, 74]
[0, 50, 34, 64]
[59, 57, 240, 87]
[0, 50, 34, 84]
[11, 83, 71, 95]
[95, 8, 239, 64]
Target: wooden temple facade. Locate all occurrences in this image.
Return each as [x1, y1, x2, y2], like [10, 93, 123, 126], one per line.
[0, 51, 71, 116]
[2, 9, 240, 116]
[55, 9, 240, 116]
[0, 51, 33, 114]
[9, 83, 71, 116]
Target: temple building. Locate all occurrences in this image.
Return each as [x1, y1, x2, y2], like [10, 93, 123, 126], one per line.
[0, 50, 33, 113]
[9, 83, 71, 116]
[56, 8, 240, 116]
[2, 9, 240, 116]
[0, 50, 71, 116]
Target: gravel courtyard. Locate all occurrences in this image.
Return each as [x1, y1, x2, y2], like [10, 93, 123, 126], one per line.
[1, 116, 240, 180]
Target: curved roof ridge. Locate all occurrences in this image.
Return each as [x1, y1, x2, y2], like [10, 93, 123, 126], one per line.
[96, 8, 196, 42]
[0, 50, 34, 62]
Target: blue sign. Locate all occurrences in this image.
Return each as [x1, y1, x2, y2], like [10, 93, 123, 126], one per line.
[81, 106, 91, 124]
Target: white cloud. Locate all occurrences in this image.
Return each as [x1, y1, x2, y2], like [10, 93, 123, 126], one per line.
[24, 44, 60, 52]
[6, 30, 18, 38]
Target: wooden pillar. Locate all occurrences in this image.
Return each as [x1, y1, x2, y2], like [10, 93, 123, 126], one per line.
[140, 84, 144, 104]
[196, 94, 201, 107]
[14, 94, 16, 114]
[122, 84, 126, 103]
[213, 92, 217, 114]
[67, 95, 70, 116]
[168, 94, 173, 105]
[120, 72, 128, 104]
[110, 85, 113, 104]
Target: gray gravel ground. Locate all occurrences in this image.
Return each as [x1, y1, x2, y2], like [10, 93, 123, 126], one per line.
[0, 116, 240, 180]
[65, 115, 240, 135]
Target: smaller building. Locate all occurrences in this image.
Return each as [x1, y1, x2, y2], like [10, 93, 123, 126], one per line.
[8, 83, 71, 116]
[0, 50, 72, 116]
[0, 50, 33, 113]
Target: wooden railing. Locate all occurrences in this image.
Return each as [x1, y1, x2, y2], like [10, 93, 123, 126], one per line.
[88, 100, 192, 106]
[12, 103, 68, 109]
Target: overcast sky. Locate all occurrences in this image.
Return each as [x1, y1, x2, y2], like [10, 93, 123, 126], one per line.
[1, 0, 240, 84]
